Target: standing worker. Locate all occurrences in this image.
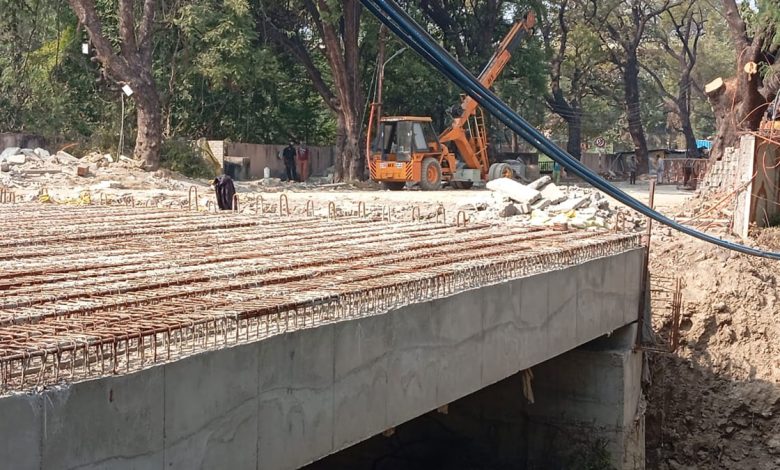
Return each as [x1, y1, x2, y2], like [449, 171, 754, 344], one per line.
[552, 161, 561, 185]
[682, 158, 694, 188]
[298, 143, 310, 183]
[626, 155, 637, 185]
[282, 142, 299, 182]
[656, 155, 665, 185]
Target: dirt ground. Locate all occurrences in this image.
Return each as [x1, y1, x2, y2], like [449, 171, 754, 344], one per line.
[644, 191, 780, 469]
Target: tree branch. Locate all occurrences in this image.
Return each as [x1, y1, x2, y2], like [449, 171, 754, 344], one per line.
[67, 0, 133, 80]
[118, 0, 137, 57]
[722, 0, 750, 55]
[419, 0, 467, 58]
[259, 17, 338, 110]
[640, 63, 676, 102]
[138, 0, 157, 60]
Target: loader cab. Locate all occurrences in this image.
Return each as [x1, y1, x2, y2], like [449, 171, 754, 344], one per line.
[374, 116, 439, 161]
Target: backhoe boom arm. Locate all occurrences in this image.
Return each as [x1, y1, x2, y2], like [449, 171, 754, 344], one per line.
[438, 12, 536, 176]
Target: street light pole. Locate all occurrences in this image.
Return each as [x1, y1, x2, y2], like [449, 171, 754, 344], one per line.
[375, 41, 406, 138]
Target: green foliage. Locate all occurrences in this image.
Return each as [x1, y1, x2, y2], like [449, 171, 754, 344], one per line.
[562, 439, 616, 470]
[758, 0, 780, 47]
[0, 0, 753, 166]
[159, 139, 214, 178]
[176, 0, 255, 89]
[166, 0, 336, 145]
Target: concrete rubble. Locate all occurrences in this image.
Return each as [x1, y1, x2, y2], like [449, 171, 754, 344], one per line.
[480, 175, 645, 231]
[486, 177, 541, 204]
[0, 146, 200, 204]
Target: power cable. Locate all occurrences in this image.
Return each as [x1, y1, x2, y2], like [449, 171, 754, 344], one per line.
[360, 0, 780, 260]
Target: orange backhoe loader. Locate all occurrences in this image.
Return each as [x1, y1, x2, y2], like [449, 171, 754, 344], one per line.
[366, 12, 536, 190]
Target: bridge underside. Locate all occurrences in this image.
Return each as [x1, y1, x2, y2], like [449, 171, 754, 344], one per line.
[0, 204, 644, 470]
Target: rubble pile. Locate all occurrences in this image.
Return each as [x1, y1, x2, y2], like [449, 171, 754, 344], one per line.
[0, 147, 203, 203]
[471, 176, 646, 231]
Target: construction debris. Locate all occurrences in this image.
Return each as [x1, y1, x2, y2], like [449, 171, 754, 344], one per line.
[528, 175, 551, 190]
[5, 154, 26, 165]
[540, 182, 567, 204]
[482, 174, 644, 231]
[486, 177, 542, 205]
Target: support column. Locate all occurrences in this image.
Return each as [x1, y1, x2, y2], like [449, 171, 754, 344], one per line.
[524, 324, 645, 469]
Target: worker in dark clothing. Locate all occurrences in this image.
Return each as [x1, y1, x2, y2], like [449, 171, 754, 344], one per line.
[626, 155, 637, 185]
[282, 142, 299, 182]
[683, 158, 694, 188]
[212, 174, 236, 210]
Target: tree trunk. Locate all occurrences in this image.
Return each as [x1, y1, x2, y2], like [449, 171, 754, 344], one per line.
[676, 67, 697, 154]
[134, 82, 162, 170]
[67, 0, 161, 169]
[336, 113, 362, 181]
[706, 77, 738, 160]
[623, 56, 649, 166]
[706, 70, 764, 160]
[706, 0, 775, 160]
[566, 107, 582, 160]
[678, 101, 697, 155]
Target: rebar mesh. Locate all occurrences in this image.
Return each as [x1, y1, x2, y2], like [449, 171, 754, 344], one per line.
[0, 203, 641, 394]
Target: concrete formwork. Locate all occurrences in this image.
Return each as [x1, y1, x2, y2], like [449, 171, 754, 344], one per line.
[0, 247, 644, 470]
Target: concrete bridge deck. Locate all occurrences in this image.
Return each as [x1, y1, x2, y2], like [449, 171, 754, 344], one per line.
[0, 204, 644, 469]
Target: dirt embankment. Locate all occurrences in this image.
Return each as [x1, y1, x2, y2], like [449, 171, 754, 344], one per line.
[647, 228, 780, 470]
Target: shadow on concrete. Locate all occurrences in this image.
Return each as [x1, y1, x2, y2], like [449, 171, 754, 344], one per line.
[306, 327, 642, 470]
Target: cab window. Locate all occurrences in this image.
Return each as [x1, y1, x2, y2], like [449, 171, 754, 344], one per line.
[412, 123, 428, 151]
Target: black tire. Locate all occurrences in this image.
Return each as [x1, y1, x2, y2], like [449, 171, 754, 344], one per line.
[451, 181, 474, 190]
[420, 158, 442, 191]
[489, 162, 513, 181]
[382, 181, 406, 191]
[488, 163, 500, 180]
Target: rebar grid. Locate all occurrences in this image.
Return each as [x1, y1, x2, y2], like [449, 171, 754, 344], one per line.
[0, 203, 641, 394]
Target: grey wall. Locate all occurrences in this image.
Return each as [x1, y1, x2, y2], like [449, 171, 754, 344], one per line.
[0, 248, 644, 470]
[225, 142, 336, 179]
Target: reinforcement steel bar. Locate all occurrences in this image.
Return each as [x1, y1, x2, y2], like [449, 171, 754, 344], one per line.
[0, 203, 641, 394]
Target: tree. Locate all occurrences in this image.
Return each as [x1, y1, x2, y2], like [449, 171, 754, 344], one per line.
[705, 0, 779, 159]
[417, 0, 509, 65]
[642, 0, 705, 154]
[67, 0, 162, 169]
[582, 0, 680, 165]
[255, 0, 364, 181]
[170, 0, 335, 145]
[541, 0, 610, 159]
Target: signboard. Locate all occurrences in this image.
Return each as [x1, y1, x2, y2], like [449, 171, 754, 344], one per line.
[594, 137, 606, 148]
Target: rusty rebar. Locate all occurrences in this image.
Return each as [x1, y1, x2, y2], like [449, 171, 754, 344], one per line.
[0, 203, 640, 394]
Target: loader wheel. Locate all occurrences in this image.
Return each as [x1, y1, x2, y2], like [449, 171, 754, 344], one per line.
[488, 163, 513, 181]
[420, 158, 442, 191]
[382, 181, 406, 191]
[451, 181, 474, 190]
